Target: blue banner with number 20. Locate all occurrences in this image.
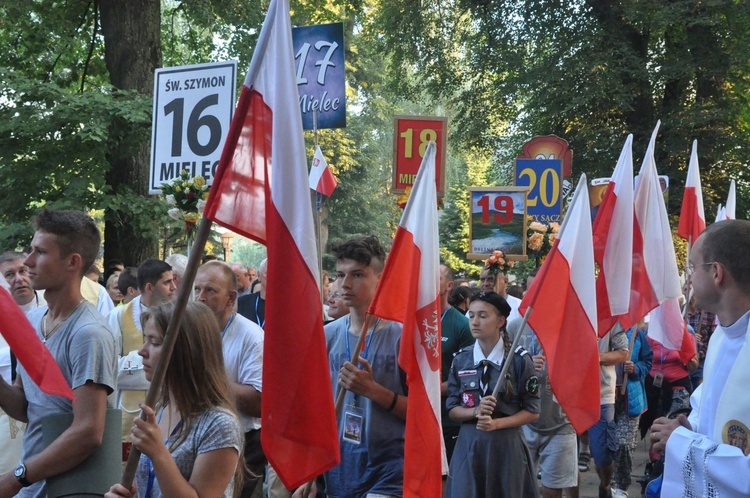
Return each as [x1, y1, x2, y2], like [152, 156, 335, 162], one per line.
[514, 158, 563, 222]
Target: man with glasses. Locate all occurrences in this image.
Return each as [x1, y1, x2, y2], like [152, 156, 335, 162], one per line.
[652, 220, 750, 495]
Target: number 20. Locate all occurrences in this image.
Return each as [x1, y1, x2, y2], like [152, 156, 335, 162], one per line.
[518, 168, 560, 208]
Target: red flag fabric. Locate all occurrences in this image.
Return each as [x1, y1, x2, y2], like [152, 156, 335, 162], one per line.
[309, 145, 338, 197]
[592, 135, 634, 337]
[0, 280, 74, 400]
[677, 140, 706, 245]
[203, 0, 339, 488]
[368, 142, 445, 497]
[519, 175, 600, 434]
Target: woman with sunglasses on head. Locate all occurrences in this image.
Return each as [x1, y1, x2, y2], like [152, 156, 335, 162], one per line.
[445, 291, 541, 497]
[106, 301, 243, 498]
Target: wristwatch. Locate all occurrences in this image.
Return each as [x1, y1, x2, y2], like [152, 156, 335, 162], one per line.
[14, 463, 31, 487]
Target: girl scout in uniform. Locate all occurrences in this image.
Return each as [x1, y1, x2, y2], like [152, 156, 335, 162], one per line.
[445, 291, 541, 497]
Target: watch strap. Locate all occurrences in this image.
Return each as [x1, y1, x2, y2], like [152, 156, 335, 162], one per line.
[15, 464, 31, 488]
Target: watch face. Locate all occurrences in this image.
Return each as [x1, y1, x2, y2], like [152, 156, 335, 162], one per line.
[14, 465, 23, 478]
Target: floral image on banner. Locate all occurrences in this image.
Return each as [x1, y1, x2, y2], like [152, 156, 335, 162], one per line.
[161, 170, 209, 239]
[527, 218, 560, 267]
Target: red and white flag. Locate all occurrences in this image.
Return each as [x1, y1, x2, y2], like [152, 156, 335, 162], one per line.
[648, 299, 696, 365]
[368, 142, 445, 497]
[677, 140, 705, 245]
[0, 278, 74, 400]
[203, 0, 339, 488]
[629, 122, 695, 363]
[618, 123, 663, 330]
[725, 179, 736, 220]
[519, 174, 600, 434]
[309, 145, 338, 197]
[592, 135, 634, 337]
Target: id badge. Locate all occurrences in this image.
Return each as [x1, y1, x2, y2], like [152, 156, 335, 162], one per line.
[342, 404, 365, 445]
[653, 372, 664, 388]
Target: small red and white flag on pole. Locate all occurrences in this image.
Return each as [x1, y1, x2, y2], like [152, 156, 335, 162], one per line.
[677, 140, 706, 245]
[592, 135, 634, 337]
[0, 278, 74, 400]
[309, 145, 338, 197]
[203, 0, 339, 488]
[519, 174, 600, 434]
[368, 142, 446, 497]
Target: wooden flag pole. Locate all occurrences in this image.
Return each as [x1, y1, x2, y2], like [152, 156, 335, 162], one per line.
[121, 216, 213, 488]
[492, 306, 533, 399]
[334, 313, 374, 415]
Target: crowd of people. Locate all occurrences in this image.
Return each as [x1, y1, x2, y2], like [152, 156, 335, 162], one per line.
[0, 210, 747, 497]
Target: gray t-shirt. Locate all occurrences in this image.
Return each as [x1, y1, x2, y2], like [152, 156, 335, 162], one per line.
[508, 318, 574, 435]
[324, 317, 406, 498]
[19, 302, 118, 498]
[134, 407, 243, 497]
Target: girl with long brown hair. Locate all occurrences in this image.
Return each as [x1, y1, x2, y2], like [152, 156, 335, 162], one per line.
[106, 301, 243, 498]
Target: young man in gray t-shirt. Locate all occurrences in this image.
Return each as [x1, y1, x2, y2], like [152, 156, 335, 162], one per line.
[0, 210, 117, 498]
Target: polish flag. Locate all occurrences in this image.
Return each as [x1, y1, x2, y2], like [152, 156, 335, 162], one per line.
[0, 277, 74, 400]
[519, 175, 600, 434]
[309, 145, 338, 197]
[618, 123, 663, 330]
[677, 140, 705, 245]
[203, 0, 339, 487]
[592, 135, 634, 337]
[368, 142, 445, 497]
[628, 122, 694, 364]
[725, 179, 736, 220]
[648, 299, 696, 365]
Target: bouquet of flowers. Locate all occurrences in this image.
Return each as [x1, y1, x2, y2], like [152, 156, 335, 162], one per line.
[527, 220, 560, 266]
[484, 249, 514, 278]
[161, 170, 209, 238]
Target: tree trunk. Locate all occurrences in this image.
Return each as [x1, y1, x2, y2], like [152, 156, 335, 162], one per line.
[99, 0, 162, 266]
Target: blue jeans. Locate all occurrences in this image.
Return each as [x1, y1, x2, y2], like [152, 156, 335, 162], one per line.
[589, 403, 616, 467]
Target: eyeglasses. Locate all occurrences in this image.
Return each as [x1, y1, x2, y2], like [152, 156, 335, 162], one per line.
[687, 262, 715, 275]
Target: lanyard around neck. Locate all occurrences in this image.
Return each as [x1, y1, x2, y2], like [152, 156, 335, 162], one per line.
[221, 313, 235, 339]
[144, 407, 183, 498]
[344, 316, 382, 363]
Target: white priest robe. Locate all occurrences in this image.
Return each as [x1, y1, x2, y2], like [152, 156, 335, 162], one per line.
[663, 310, 750, 496]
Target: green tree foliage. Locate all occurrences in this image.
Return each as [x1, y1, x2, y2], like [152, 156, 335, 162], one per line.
[378, 0, 750, 219]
